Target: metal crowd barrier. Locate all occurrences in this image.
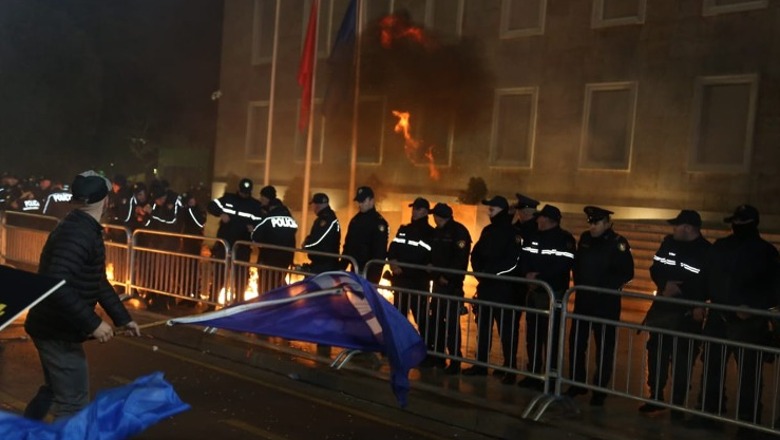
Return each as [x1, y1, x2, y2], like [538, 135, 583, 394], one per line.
[362, 259, 558, 393]
[130, 229, 229, 306]
[543, 285, 780, 436]
[0, 211, 58, 268]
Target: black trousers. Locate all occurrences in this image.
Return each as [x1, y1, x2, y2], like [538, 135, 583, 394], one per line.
[392, 276, 431, 345]
[645, 319, 701, 403]
[429, 282, 464, 358]
[568, 317, 617, 390]
[474, 284, 521, 369]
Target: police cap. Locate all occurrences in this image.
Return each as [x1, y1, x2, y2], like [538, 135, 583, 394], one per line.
[514, 193, 539, 209]
[354, 186, 374, 202]
[584, 205, 613, 224]
[667, 210, 702, 228]
[481, 196, 509, 210]
[408, 197, 430, 210]
[309, 192, 329, 204]
[538, 204, 562, 222]
[238, 178, 253, 194]
[724, 204, 759, 224]
[431, 203, 453, 219]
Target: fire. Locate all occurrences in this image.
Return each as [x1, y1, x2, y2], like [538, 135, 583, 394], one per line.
[379, 13, 432, 49]
[392, 110, 440, 181]
[377, 276, 394, 302]
[105, 263, 114, 282]
[215, 267, 260, 305]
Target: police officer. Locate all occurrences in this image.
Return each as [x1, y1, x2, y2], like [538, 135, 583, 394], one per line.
[639, 209, 710, 415]
[342, 186, 388, 284]
[251, 193, 298, 292]
[387, 197, 435, 352]
[123, 182, 151, 232]
[144, 183, 182, 310]
[41, 185, 73, 219]
[302, 192, 341, 274]
[512, 193, 539, 244]
[519, 204, 576, 390]
[694, 205, 779, 428]
[463, 196, 522, 384]
[207, 178, 263, 300]
[428, 203, 472, 374]
[259, 185, 276, 216]
[565, 206, 634, 406]
[178, 185, 207, 304]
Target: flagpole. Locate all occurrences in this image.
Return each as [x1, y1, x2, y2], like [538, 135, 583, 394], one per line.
[263, 0, 282, 186]
[300, 0, 319, 247]
[347, 0, 362, 219]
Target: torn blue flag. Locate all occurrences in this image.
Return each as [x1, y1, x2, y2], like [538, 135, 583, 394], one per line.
[169, 271, 427, 407]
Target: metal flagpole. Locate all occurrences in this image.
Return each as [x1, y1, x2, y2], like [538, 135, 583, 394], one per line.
[263, 0, 282, 186]
[300, 0, 320, 246]
[347, 0, 362, 220]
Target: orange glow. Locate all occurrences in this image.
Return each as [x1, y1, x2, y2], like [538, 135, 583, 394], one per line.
[392, 110, 441, 181]
[377, 276, 394, 302]
[216, 267, 260, 305]
[105, 263, 114, 282]
[379, 14, 433, 49]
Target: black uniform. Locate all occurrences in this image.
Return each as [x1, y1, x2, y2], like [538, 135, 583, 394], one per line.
[178, 191, 207, 302]
[644, 234, 710, 405]
[342, 207, 389, 284]
[387, 216, 435, 341]
[699, 226, 779, 422]
[429, 218, 472, 365]
[302, 206, 341, 273]
[251, 200, 298, 291]
[207, 191, 263, 299]
[522, 225, 576, 376]
[41, 191, 74, 220]
[470, 209, 522, 372]
[568, 228, 633, 398]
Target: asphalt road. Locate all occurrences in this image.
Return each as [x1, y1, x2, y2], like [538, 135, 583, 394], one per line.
[0, 322, 494, 440]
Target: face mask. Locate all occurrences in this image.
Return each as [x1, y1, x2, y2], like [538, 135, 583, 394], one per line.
[731, 222, 758, 238]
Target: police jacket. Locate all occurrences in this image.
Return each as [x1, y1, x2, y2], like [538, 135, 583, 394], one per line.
[148, 191, 182, 250]
[343, 207, 388, 277]
[108, 186, 133, 225]
[514, 218, 538, 246]
[430, 218, 472, 288]
[387, 216, 434, 281]
[573, 228, 633, 315]
[704, 229, 779, 310]
[207, 192, 263, 245]
[123, 194, 151, 232]
[522, 225, 576, 293]
[180, 201, 206, 236]
[25, 209, 132, 342]
[649, 234, 711, 301]
[251, 201, 298, 267]
[41, 191, 73, 219]
[472, 210, 519, 277]
[302, 206, 341, 271]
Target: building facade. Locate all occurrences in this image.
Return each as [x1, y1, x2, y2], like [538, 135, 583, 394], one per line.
[215, 0, 780, 227]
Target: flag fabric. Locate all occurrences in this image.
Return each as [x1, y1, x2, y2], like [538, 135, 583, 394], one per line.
[297, 0, 319, 131]
[322, 0, 357, 117]
[169, 271, 427, 407]
[0, 372, 189, 440]
[0, 265, 65, 332]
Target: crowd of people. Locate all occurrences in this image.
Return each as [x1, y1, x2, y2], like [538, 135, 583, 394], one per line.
[4, 171, 779, 433]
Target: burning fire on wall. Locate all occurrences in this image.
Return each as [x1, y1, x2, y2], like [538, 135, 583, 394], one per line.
[392, 110, 441, 181]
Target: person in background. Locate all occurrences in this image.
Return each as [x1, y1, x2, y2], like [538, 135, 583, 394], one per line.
[302, 192, 341, 274]
[342, 186, 388, 284]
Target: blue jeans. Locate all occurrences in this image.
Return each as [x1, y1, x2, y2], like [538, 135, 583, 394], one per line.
[25, 338, 89, 420]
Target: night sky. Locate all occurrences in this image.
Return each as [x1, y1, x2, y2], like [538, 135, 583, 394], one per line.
[0, 0, 223, 182]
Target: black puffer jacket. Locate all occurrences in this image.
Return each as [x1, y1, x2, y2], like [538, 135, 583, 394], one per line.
[25, 209, 132, 342]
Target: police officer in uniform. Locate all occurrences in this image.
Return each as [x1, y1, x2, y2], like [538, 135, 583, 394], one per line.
[387, 197, 435, 352]
[512, 193, 539, 243]
[207, 178, 263, 301]
[565, 206, 633, 406]
[302, 192, 341, 274]
[694, 205, 779, 429]
[123, 182, 151, 233]
[144, 183, 182, 310]
[251, 195, 298, 292]
[342, 186, 388, 284]
[179, 186, 207, 303]
[41, 187, 74, 220]
[519, 204, 576, 390]
[639, 209, 710, 415]
[463, 196, 522, 384]
[429, 203, 472, 374]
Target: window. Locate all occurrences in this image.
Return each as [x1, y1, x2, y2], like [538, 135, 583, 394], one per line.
[392, 0, 464, 38]
[702, 0, 768, 16]
[690, 74, 758, 173]
[246, 101, 270, 161]
[579, 82, 637, 171]
[500, 0, 547, 38]
[490, 88, 538, 168]
[251, 0, 278, 65]
[294, 99, 325, 164]
[362, 0, 392, 23]
[409, 109, 454, 168]
[592, 0, 646, 28]
[356, 96, 387, 164]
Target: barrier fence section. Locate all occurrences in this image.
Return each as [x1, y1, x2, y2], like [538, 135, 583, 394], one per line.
[130, 229, 229, 306]
[104, 224, 131, 292]
[543, 285, 780, 436]
[362, 259, 559, 393]
[0, 212, 58, 268]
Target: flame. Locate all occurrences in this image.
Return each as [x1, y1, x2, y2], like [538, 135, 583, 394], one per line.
[379, 14, 432, 49]
[214, 267, 260, 305]
[392, 110, 440, 181]
[105, 263, 114, 282]
[377, 276, 394, 302]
